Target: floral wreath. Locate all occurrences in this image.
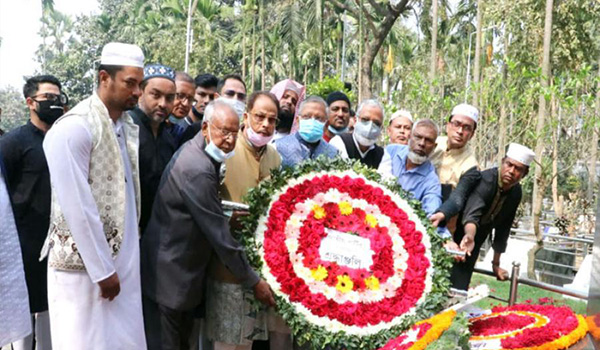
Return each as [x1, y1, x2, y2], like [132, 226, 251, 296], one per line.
[240, 158, 452, 349]
[377, 309, 456, 350]
[468, 301, 588, 350]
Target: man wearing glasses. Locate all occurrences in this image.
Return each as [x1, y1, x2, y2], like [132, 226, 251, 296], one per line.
[217, 73, 247, 103]
[206, 91, 292, 350]
[428, 104, 480, 231]
[274, 96, 339, 168]
[0, 74, 66, 350]
[141, 100, 275, 350]
[430, 104, 479, 199]
[129, 63, 181, 233]
[169, 71, 196, 127]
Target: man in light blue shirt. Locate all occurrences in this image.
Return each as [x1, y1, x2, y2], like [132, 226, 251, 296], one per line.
[378, 119, 442, 217]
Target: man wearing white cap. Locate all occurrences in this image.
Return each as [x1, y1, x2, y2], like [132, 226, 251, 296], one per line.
[42, 42, 147, 348]
[430, 103, 479, 197]
[387, 109, 413, 145]
[447, 143, 535, 290]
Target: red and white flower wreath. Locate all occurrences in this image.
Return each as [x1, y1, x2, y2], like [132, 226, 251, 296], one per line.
[468, 303, 588, 350]
[255, 170, 435, 336]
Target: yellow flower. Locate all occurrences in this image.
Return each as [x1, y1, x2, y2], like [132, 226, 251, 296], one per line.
[311, 265, 328, 281]
[312, 204, 326, 219]
[365, 214, 378, 228]
[336, 275, 354, 293]
[338, 201, 353, 216]
[364, 276, 380, 290]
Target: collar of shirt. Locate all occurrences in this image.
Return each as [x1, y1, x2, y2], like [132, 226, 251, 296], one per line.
[26, 120, 46, 137]
[352, 132, 375, 158]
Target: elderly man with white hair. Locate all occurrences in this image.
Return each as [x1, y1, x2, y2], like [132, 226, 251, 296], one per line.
[378, 119, 442, 216]
[387, 109, 413, 145]
[140, 100, 275, 350]
[274, 95, 339, 168]
[329, 99, 385, 168]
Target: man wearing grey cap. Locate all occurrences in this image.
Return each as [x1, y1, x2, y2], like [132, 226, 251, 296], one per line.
[129, 63, 181, 233]
[42, 42, 147, 348]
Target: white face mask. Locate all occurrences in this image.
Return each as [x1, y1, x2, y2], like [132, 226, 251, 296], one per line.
[353, 119, 382, 147]
[204, 124, 235, 163]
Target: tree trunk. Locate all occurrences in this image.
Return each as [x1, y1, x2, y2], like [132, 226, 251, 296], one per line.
[472, 0, 483, 107]
[497, 28, 509, 166]
[551, 94, 563, 218]
[589, 57, 600, 201]
[358, 0, 363, 102]
[242, 23, 247, 81]
[336, 27, 340, 75]
[250, 10, 257, 91]
[429, 0, 438, 92]
[318, 0, 323, 80]
[260, 0, 266, 90]
[357, 1, 408, 101]
[532, 0, 554, 242]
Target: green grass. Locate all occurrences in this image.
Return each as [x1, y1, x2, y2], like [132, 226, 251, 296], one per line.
[470, 274, 588, 314]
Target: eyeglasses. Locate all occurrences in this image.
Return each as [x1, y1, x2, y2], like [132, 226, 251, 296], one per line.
[299, 114, 327, 123]
[209, 122, 237, 140]
[250, 113, 279, 126]
[449, 119, 474, 133]
[223, 90, 247, 101]
[31, 92, 68, 105]
[176, 93, 197, 105]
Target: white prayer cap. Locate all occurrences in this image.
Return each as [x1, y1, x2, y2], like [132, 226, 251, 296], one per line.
[390, 109, 413, 123]
[506, 143, 535, 167]
[451, 103, 479, 123]
[100, 42, 144, 68]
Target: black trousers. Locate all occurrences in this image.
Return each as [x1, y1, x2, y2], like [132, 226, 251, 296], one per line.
[143, 295, 199, 350]
[450, 226, 491, 290]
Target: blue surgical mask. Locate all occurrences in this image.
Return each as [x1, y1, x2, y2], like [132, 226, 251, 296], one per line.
[353, 119, 382, 147]
[327, 124, 348, 135]
[298, 118, 325, 143]
[205, 125, 235, 163]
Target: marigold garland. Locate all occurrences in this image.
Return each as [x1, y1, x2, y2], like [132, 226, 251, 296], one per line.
[378, 310, 457, 350]
[240, 158, 452, 350]
[468, 303, 588, 350]
[586, 313, 600, 340]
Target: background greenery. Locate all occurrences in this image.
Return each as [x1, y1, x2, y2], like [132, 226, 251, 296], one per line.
[0, 0, 598, 250]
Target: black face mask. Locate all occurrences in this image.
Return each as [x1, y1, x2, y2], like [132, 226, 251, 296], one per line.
[36, 100, 65, 125]
[192, 106, 203, 121]
[278, 109, 294, 131]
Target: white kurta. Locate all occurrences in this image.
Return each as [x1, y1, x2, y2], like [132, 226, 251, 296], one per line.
[0, 171, 32, 347]
[43, 117, 146, 350]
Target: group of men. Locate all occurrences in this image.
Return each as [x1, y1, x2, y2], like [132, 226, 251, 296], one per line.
[0, 41, 536, 350]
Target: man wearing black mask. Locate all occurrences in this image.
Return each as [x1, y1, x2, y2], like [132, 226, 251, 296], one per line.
[0, 74, 66, 350]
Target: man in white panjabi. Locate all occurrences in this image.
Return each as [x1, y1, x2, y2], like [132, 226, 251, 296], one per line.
[41, 42, 147, 349]
[0, 162, 32, 348]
